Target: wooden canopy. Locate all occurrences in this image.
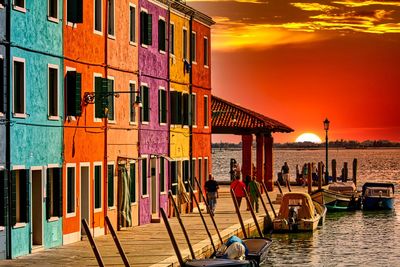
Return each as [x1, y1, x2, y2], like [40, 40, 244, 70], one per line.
[211, 95, 294, 135]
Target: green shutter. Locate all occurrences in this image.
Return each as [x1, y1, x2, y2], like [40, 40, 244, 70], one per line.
[177, 92, 182, 124]
[147, 14, 152, 45]
[67, 167, 75, 214]
[74, 72, 82, 116]
[158, 89, 161, 123]
[130, 163, 136, 203]
[0, 171, 5, 226]
[95, 166, 101, 209]
[140, 11, 146, 45]
[68, 0, 83, 23]
[160, 159, 164, 192]
[158, 20, 165, 51]
[95, 77, 107, 118]
[142, 159, 147, 196]
[55, 168, 62, 217]
[170, 91, 176, 124]
[142, 86, 149, 122]
[46, 169, 51, 220]
[183, 93, 189, 126]
[108, 165, 114, 207]
[24, 170, 29, 223]
[161, 90, 167, 123]
[107, 79, 114, 121]
[11, 171, 16, 226]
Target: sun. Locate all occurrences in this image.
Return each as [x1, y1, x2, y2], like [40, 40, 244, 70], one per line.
[295, 133, 322, 143]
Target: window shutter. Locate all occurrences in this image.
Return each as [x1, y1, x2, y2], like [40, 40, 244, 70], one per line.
[108, 165, 114, 207]
[0, 171, 6, 226]
[141, 86, 149, 122]
[142, 159, 147, 195]
[46, 169, 51, 220]
[140, 11, 146, 45]
[158, 89, 161, 123]
[95, 166, 101, 209]
[74, 72, 82, 116]
[130, 163, 136, 203]
[11, 171, 16, 226]
[183, 93, 189, 126]
[160, 159, 164, 192]
[161, 90, 167, 123]
[54, 168, 62, 217]
[24, 170, 29, 223]
[107, 79, 114, 121]
[158, 20, 165, 51]
[147, 14, 152, 45]
[95, 77, 107, 118]
[188, 94, 192, 126]
[170, 91, 176, 124]
[68, 0, 83, 23]
[177, 92, 182, 124]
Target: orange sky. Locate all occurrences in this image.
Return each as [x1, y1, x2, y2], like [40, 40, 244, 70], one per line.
[188, 0, 400, 143]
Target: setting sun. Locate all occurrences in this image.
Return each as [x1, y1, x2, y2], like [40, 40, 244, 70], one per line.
[295, 133, 322, 143]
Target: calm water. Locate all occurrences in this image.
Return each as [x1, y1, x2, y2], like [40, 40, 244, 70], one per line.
[212, 148, 400, 266]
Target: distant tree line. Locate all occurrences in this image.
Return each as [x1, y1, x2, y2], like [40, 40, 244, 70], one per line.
[212, 140, 400, 149]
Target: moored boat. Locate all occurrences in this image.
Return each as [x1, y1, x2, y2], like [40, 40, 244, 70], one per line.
[273, 192, 323, 232]
[362, 182, 395, 210]
[311, 182, 361, 211]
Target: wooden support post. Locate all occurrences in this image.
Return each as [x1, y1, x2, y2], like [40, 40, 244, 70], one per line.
[81, 219, 105, 267]
[308, 163, 312, 194]
[332, 159, 337, 182]
[264, 134, 274, 191]
[256, 134, 264, 183]
[353, 158, 357, 186]
[343, 162, 348, 182]
[230, 189, 248, 239]
[105, 216, 131, 267]
[242, 134, 253, 180]
[318, 162, 323, 190]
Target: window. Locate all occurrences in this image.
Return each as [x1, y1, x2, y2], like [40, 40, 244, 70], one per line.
[47, 168, 62, 219]
[48, 0, 58, 20]
[204, 37, 209, 66]
[160, 159, 165, 193]
[130, 163, 136, 203]
[158, 18, 166, 52]
[129, 5, 136, 43]
[94, 164, 102, 210]
[13, 58, 25, 115]
[158, 88, 167, 124]
[183, 28, 188, 60]
[11, 170, 28, 225]
[0, 57, 4, 113]
[129, 82, 136, 123]
[67, 0, 83, 24]
[170, 161, 177, 195]
[141, 85, 149, 123]
[66, 70, 82, 117]
[0, 170, 5, 226]
[183, 160, 189, 191]
[94, 0, 102, 33]
[170, 91, 182, 125]
[183, 93, 189, 126]
[170, 24, 175, 55]
[13, 0, 25, 9]
[191, 94, 196, 126]
[108, 0, 115, 36]
[140, 11, 152, 46]
[191, 159, 195, 191]
[66, 166, 75, 214]
[142, 158, 147, 196]
[107, 79, 114, 121]
[204, 96, 209, 127]
[48, 65, 59, 118]
[204, 158, 209, 183]
[198, 158, 202, 190]
[191, 32, 196, 63]
[108, 164, 114, 207]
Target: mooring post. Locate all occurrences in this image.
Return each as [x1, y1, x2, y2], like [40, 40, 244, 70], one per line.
[261, 182, 277, 218]
[318, 162, 322, 190]
[343, 162, 348, 182]
[81, 219, 105, 267]
[105, 216, 131, 267]
[230, 188, 248, 239]
[308, 163, 312, 194]
[276, 180, 283, 195]
[332, 159, 337, 182]
[353, 158, 357, 186]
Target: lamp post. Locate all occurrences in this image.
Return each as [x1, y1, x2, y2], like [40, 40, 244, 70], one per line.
[323, 118, 330, 184]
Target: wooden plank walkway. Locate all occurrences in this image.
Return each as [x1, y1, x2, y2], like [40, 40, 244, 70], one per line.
[0, 185, 302, 266]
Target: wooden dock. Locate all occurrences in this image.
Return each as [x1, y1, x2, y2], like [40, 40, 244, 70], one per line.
[0, 185, 304, 266]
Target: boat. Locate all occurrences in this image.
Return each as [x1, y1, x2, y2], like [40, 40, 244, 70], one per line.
[362, 182, 395, 210]
[311, 182, 361, 211]
[273, 192, 324, 232]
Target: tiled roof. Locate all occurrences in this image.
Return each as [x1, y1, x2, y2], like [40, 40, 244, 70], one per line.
[211, 95, 294, 134]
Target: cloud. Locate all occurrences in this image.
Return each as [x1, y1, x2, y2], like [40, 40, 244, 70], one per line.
[188, 0, 267, 3]
[333, 1, 400, 8]
[291, 2, 339, 12]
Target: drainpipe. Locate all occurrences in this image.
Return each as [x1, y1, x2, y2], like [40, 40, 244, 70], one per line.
[6, 0, 12, 259]
[137, 1, 141, 225]
[189, 15, 193, 209]
[104, 0, 109, 235]
[166, 0, 171, 213]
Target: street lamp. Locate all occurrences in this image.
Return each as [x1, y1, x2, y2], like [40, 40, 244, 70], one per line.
[323, 118, 330, 184]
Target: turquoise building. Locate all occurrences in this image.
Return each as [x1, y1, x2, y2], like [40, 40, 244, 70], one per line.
[9, 0, 63, 258]
[0, 0, 8, 260]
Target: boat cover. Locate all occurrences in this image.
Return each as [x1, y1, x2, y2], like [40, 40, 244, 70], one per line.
[362, 182, 395, 195]
[277, 193, 315, 219]
[328, 182, 356, 193]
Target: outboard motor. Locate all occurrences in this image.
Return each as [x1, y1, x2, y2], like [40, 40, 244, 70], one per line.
[288, 207, 298, 231]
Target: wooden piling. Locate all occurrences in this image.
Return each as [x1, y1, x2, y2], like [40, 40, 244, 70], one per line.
[353, 158, 357, 186]
[230, 188, 248, 239]
[276, 180, 283, 195]
[81, 219, 105, 267]
[105, 216, 131, 267]
[307, 163, 312, 194]
[242, 188, 263, 237]
[318, 162, 322, 190]
[261, 182, 277, 218]
[332, 159, 337, 182]
[343, 162, 348, 182]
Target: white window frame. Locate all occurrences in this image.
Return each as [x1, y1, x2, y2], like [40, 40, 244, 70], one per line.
[129, 80, 137, 125]
[107, 76, 116, 124]
[94, 0, 103, 35]
[12, 57, 26, 118]
[13, 0, 26, 13]
[107, 0, 115, 39]
[191, 31, 197, 64]
[141, 155, 149, 198]
[107, 162, 116, 209]
[158, 16, 166, 54]
[94, 162, 103, 213]
[93, 73, 103, 122]
[191, 93, 197, 128]
[140, 82, 149, 125]
[48, 64, 60, 120]
[47, 0, 59, 23]
[66, 163, 77, 218]
[129, 160, 137, 205]
[203, 36, 209, 68]
[129, 3, 137, 45]
[158, 86, 166, 126]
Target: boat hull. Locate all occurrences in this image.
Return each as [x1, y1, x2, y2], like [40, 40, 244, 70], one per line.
[243, 238, 272, 265]
[185, 259, 255, 267]
[311, 189, 360, 211]
[363, 197, 394, 210]
[273, 217, 319, 232]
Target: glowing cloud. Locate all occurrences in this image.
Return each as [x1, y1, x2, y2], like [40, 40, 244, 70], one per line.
[291, 2, 338, 11]
[334, 1, 400, 8]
